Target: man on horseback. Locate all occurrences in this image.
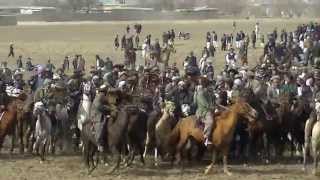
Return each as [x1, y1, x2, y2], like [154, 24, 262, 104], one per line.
[0, 80, 9, 113]
[194, 76, 215, 146]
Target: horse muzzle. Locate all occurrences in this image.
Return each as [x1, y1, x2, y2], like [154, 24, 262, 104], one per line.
[247, 109, 258, 122]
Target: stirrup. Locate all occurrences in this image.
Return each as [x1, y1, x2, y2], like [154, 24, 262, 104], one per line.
[204, 139, 212, 146]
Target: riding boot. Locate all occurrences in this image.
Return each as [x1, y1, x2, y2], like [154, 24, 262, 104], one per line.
[204, 112, 213, 146]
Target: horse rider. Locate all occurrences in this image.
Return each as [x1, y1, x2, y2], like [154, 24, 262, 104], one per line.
[231, 75, 243, 102]
[33, 78, 53, 107]
[90, 84, 118, 152]
[267, 75, 282, 120]
[0, 61, 12, 85]
[176, 80, 194, 117]
[13, 71, 25, 90]
[0, 80, 10, 112]
[194, 76, 215, 146]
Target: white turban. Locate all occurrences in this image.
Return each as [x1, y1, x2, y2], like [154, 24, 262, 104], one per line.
[118, 81, 126, 89]
[234, 79, 242, 87]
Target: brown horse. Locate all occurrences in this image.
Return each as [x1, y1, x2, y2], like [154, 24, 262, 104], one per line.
[168, 98, 257, 175]
[0, 93, 27, 153]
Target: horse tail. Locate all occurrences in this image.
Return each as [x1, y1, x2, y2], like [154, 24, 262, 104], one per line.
[167, 121, 181, 147]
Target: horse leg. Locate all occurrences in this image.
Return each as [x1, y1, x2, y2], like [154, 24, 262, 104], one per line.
[312, 146, 318, 175]
[10, 133, 15, 154]
[138, 142, 145, 166]
[108, 146, 122, 174]
[174, 137, 187, 165]
[18, 119, 24, 154]
[205, 149, 217, 175]
[222, 147, 232, 176]
[154, 148, 159, 166]
[40, 138, 47, 163]
[143, 132, 150, 158]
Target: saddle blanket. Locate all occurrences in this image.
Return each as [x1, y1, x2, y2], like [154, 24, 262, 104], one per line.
[6, 86, 22, 97]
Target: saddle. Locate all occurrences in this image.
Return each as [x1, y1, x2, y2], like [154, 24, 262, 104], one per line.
[194, 116, 205, 131]
[6, 86, 22, 97]
[125, 105, 140, 114]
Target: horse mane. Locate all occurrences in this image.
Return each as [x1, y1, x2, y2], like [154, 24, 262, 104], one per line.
[215, 99, 244, 121]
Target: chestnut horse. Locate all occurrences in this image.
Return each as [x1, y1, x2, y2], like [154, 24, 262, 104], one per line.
[0, 93, 27, 153]
[168, 98, 257, 175]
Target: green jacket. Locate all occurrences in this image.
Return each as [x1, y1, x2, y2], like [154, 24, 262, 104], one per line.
[194, 87, 215, 118]
[280, 83, 297, 97]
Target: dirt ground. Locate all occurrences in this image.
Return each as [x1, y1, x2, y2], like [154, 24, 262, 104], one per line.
[0, 154, 319, 180]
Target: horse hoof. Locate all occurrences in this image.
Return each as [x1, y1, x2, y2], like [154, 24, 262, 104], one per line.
[225, 171, 233, 176]
[39, 160, 44, 164]
[204, 165, 212, 175]
[265, 159, 270, 164]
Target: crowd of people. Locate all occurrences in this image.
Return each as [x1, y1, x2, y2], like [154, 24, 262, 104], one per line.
[0, 21, 320, 172]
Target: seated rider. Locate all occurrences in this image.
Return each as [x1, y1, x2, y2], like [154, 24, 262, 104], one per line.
[0, 80, 10, 112]
[194, 76, 215, 146]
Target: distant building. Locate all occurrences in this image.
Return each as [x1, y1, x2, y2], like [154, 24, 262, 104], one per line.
[0, 6, 56, 15]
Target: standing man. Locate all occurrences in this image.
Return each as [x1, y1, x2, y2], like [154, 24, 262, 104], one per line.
[255, 22, 260, 39]
[63, 56, 69, 71]
[232, 21, 237, 32]
[8, 43, 15, 58]
[17, 55, 23, 69]
[114, 34, 120, 50]
[251, 30, 257, 49]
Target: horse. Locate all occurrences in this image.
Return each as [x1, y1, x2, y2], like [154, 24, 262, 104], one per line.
[304, 119, 320, 175]
[303, 101, 320, 175]
[0, 94, 26, 153]
[168, 98, 257, 175]
[32, 101, 52, 162]
[77, 92, 92, 132]
[152, 101, 175, 166]
[241, 87, 284, 163]
[106, 93, 150, 173]
[53, 103, 70, 153]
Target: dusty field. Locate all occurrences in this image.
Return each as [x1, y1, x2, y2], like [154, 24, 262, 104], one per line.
[0, 18, 319, 71]
[1, 18, 320, 179]
[0, 154, 319, 180]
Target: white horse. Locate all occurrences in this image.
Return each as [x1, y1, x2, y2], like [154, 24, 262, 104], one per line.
[303, 102, 320, 175]
[77, 93, 92, 132]
[33, 101, 52, 162]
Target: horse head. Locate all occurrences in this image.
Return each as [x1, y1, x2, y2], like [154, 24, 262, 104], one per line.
[33, 101, 45, 117]
[162, 100, 176, 118]
[234, 98, 258, 123]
